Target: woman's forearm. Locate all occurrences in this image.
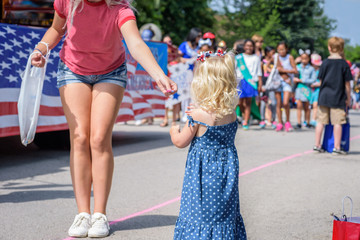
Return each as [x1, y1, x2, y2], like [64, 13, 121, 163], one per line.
[35, 27, 64, 54]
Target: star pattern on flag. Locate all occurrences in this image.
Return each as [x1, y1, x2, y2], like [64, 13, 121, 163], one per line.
[28, 31, 40, 39]
[4, 25, 16, 35]
[0, 61, 11, 70]
[9, 56, 20, 65]
[6, 74, 18, 83]
[50, 71, 57, 78]
[19, 35, 31, 44]
[0, 23, 63, 96]
[1, 42, 12, 51]
[17, 51, 28, 59]
[16, 69, 23, 76]
[10, 38, 22, 48]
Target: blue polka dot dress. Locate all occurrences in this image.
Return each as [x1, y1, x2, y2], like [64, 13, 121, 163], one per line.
[174, 116, 247, 240]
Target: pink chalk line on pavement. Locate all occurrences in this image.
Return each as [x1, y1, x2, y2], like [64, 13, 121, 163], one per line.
[62, 134, 360, 240]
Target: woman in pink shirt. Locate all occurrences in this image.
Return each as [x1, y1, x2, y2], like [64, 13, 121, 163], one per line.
[31, 0, 177, 238]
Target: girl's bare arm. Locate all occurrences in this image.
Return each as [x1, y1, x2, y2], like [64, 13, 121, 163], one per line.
[170, 122, 198, 148]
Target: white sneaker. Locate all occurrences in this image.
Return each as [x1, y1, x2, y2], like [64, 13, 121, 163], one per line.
[68, 212, 91, 237]
[88, 212, 110, 238]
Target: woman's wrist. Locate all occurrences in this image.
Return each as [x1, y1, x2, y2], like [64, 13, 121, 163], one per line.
[151, 71, 167, 82]
[35, 42, 49, 56]
[33, 48, 45, 56]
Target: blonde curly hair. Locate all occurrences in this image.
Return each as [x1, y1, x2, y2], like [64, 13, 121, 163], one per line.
[191, 52, 238, 118]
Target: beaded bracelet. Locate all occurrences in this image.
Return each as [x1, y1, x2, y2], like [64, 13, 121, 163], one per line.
[34, 48, 45, 57]
[34, 42, 49, 57]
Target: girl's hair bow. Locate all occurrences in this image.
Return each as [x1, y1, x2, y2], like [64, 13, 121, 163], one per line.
[299, 49, 311, 55]
[197, 49, 226, 62]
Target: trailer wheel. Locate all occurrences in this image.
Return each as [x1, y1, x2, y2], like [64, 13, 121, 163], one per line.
[33, 130, 70, 150]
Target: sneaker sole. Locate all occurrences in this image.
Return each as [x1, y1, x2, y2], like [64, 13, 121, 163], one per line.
[68, 233, 88, 238]
[88, 232, 109, 238]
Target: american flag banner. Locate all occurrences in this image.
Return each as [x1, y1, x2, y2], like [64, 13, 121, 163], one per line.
[0, 23, 167, 138]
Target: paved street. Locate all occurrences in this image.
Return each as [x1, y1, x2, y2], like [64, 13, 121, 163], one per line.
[1, 110, 360, 240]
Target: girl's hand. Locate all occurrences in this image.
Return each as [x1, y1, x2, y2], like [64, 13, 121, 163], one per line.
[155, 75, 178, 97]
[293, 77, 301, 83]
[31, 52, 46, 68]
[170, 124, 180, 136]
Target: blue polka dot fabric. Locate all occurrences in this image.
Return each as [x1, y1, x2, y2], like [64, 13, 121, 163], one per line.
[174, 116, 247, 240]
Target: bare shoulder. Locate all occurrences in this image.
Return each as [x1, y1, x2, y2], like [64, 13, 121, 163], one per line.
[191, 108, 212, 123]
[192, 109, 236, 126]
[216, 112, 237, 125]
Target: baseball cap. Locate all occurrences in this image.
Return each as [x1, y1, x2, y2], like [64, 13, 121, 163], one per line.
[203, 32, 216, 39]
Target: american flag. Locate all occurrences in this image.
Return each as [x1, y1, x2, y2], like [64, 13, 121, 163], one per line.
[0, 23, 167, 138]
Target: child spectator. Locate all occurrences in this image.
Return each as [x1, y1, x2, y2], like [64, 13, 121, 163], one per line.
[313, 37, 352, 155]
[309, 53, 322, 126]
[260, 46, 277, 129]
[235, 39, 262, 130]
[275, 42, 298, 132]
[294, 49, 317, 129]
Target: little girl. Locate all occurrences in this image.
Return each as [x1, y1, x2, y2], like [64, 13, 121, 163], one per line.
[260, 46, 277, 129]
[293, 50, 317, 129]
[236, 39, 262, 130]
[170, 51, 247, 240]
[275, 42, 298, 132]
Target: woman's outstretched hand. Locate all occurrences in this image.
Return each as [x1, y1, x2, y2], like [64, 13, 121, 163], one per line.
[155, 75, 178, 97]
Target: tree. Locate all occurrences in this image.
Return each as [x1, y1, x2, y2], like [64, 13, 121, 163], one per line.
[344, 44, 360, 63]
[133, 0, 215, 45]
[215, 0, 336, 57]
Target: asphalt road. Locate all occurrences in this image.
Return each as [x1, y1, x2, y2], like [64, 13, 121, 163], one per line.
[1, 110, 360, 240]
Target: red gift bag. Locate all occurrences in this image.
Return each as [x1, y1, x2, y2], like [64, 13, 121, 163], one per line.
[333, 196, 360, 240]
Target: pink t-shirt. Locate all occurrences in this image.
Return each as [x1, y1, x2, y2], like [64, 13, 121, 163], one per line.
[54, 0, 136, 75]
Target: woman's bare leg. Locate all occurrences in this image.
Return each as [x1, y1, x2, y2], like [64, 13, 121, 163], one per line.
[90, 83, 125, 214]
[60, 83, 93, 214]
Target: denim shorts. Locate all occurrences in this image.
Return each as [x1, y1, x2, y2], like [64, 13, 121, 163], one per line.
[57, 60, 127, 89]
[276, 79, 292, 93]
